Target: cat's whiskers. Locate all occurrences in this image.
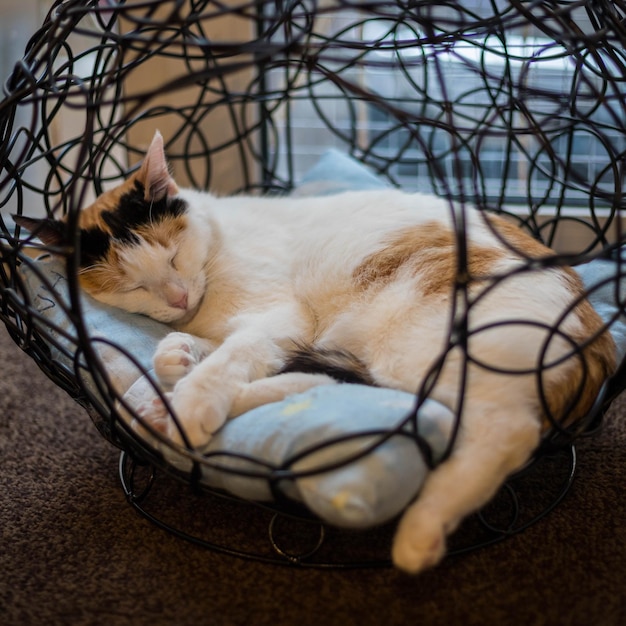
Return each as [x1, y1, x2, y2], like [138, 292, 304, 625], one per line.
[79, 262, 127, 292]
[79, 263, 105, 273]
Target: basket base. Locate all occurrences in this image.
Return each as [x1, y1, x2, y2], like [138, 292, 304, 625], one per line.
[118, 445, 577, 569]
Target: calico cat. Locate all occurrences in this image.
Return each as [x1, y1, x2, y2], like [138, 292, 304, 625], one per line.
[16, 130, 615, 574]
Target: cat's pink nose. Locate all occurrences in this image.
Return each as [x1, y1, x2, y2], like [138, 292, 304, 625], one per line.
[170, 291, 188, 310]
[164, 282, 189, 310]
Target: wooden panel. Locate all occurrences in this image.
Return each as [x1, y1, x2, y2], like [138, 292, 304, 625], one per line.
[121, 2, 256, 194]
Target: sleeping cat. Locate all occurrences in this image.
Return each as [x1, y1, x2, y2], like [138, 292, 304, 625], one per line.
[16, 130, 616, 574]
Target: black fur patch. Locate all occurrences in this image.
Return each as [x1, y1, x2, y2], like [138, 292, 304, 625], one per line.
[78, 181, 187, 267]
[280, 346, 376, 386]
[80, 226, 112, 267]
[102, 180, 187, 242]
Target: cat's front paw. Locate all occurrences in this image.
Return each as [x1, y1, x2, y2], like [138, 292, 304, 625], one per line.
[134, 393, 177, 439]
[133, 384, 227, 449]
[134, 372, 233, 448]
[154, 332, 208, 388]
[167, 374, 232, 446]
[391, 509, 447, 574]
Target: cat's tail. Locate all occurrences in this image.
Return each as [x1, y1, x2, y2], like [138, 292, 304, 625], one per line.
[279, 344, 377, 386]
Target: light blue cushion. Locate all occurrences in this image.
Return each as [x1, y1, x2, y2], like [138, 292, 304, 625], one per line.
[575, 260, 626, 363]
[292, 148, 390, 197]
[200, 385, 453, 527]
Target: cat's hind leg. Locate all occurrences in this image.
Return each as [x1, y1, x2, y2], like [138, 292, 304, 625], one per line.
[134, 393, 175, 438]
[230, 372, 338, 416]
[391, 396, 541, 574]
[153, 331, 216, 388]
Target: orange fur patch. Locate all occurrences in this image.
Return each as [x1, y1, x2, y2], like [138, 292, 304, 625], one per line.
[353, 222, 502, 296]
[136, 215, 187, 248]
[484, 213, 555, 259]
[78, 246, 125, 294]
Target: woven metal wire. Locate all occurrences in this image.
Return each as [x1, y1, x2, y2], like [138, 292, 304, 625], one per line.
[0, 0, 625, 566]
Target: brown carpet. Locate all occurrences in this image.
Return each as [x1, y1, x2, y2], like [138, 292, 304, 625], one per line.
[1, 326, 625, 626]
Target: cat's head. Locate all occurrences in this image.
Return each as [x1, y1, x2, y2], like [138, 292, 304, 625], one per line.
[15, 131, 211, 324]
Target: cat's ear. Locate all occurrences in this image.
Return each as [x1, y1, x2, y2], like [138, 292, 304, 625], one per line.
[12, 214, 66, 246]
[137, 130, 179, 203]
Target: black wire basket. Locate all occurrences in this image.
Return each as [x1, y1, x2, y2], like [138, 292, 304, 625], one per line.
[1, 0, 625, 568]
